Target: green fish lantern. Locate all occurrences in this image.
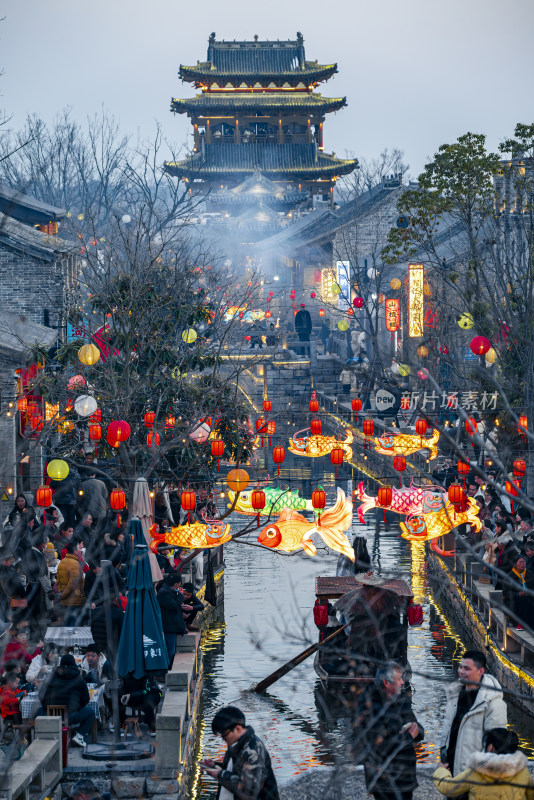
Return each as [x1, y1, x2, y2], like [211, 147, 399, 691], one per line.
[228, 486, 314, 517]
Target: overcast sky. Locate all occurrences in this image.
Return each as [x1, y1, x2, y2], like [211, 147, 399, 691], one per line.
[1, 0, 533, 178]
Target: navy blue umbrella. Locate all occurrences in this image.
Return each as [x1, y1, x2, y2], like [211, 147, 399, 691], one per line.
[117, 533, 168, 678]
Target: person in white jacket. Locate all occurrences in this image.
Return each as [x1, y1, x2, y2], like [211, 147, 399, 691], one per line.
[440, 650, 508, 779]
[26, 643, 59, 687]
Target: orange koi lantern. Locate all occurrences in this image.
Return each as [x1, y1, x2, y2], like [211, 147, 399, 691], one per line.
[512, 458, 527, 479]
[263, 400, 272, 412]
[377, 485, 393, 522]
[210, 438, 225, 471]
[362, 418, 374, 449]
[394, 454, 406, 486]
[312, 488, 327, 524]
[251, 489, 266, 527]
[330, 447, 344, 479]
[147, 431, 160, 448]
[272, 446, 285, 476]
[309, 399, 319, 413]
[144, 411, 156, 428]
[226, 469, 249, 493]
[310, 418, 322, 436]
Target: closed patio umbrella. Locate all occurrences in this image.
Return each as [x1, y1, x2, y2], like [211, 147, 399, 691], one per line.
[131, 477, 162, 582]
[117, 540, 168, 678]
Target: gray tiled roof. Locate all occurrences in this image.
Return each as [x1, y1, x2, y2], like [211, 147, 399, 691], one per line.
[0, 213, 73, 259]
[171, 92, 346, 114]
[0, 183, 66, 226]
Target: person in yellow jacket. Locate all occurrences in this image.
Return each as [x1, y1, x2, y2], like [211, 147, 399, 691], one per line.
[56, 540, 86, 625]
[433, 728, 534, 800]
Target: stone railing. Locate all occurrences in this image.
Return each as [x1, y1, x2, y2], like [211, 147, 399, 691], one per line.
[0, 716, 62, 800]
[155, 632, 202, 780]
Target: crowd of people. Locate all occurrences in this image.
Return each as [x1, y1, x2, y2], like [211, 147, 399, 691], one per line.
[0, 474, 207, 748]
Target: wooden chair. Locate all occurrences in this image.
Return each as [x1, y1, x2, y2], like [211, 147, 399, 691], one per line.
[122, 707, 142, 740]
[47, 705, 70, 744]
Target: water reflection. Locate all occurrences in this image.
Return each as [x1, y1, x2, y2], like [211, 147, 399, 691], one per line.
[193, 514, 534, 798]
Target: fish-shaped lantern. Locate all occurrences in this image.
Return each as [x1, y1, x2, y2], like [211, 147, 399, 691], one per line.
[399, 496, 482, 542]
[257, 488, 354, 560]
[356, 481, 447, 524]
[288, 429, 353, 460]
[148, 521, 232, 551]
[227, 486, 314, 516]
[373, 429, 440, 460]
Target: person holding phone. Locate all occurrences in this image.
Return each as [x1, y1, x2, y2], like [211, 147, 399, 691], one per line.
[199, 706, 279, 800]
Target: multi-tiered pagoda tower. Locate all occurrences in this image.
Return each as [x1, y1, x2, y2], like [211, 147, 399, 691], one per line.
[165, 33, 356, 209]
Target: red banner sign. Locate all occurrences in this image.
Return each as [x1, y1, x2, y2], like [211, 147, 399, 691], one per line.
[385, 299, 400, 332]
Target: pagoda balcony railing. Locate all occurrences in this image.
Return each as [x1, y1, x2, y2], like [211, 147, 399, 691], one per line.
[206, 133, 316, 145]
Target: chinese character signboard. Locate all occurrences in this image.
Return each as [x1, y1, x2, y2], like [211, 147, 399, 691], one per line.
[408, 263, 424, 337]
[385, 298, 400, 332]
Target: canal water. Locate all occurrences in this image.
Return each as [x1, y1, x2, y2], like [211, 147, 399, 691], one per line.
[191, 482, 534, 798]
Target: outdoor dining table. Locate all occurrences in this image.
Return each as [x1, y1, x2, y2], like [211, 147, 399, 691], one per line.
[20, 683, 105, 720]
[44, 626, 94, 647]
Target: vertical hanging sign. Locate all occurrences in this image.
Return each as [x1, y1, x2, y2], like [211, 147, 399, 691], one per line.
[385, 299, 400, 332]
[408, 263, 424, 337]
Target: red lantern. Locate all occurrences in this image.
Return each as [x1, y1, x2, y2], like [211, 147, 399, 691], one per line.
[353, 296, 365, 309]
[457, 459, 471, 475]
[330, 447, 343, 478]
[448, 483, 464, 506]
[90, 409, 102, 423]
[147, 431, 160, 448]
[310, 419, 322, 435]
[17, 397, 28, 413]
[181, 490, 196, 524]
[30, 414, 43, 432]
[518, 415, 528, 443]
[505, 479, 520, 513]
[394, 454, 406, 485]
[110, 488, 126, 510]
[470, 336, 491, 356]
[144, 411, 156, 428]
[415, 418, 428, 438]
[362, 418, 374, 449]
[256, 416, 266, 445]
[272, 446, 285, 476]
[309, 399, 319, 413]
[211, 438, 225, 471]
[251, 489, 266, 527]
[265, 310, 271, 318]
[310, 291, 316, 299]
[352, 397, 362, 423]
[319, 308, 325, 318]
[519, 415, 528, 431]
[35, 485, 52, 508]
[106, 420, 131, 448]
[263, 400, 272, 412]
[312, 488, 327, 523]
[165, 414, 176, 430]
[513, 458, 527, 478]
[465, 417, 477, 436]
[377, 485, 393, 522]
[89, 422, 102, 454]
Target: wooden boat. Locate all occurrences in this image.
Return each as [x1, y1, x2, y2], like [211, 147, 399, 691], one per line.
[313, 574, 413, 689]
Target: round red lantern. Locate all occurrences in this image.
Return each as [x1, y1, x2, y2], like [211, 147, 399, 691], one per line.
[330, 447, 344, 478]
[147, 431, 160, 448]
[251, 489, 266, 527]
[263, 400, 272, 412]
[310, 291, 316, 299]
[310, 418, 322, 435]
[144, 411, 156, 428]
[272, 446, 285, 476]
[106, 420, 131, 447]
[448, 482, 465, 508]
[513, 459, 527, 478]
[211, 438, 225, 471]
[35, 485, 53, 508]
[309, 399, 319, 413]
[415, 418, 428, 437]
[470, 336, 491, 356]
[319, 308, 325, 318]
[353, 296, 365, 309]
[265, 310, 272, 318]
[312, 488, 327, 523]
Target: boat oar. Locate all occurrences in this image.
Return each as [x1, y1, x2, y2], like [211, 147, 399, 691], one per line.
[253, 622, 350, 694]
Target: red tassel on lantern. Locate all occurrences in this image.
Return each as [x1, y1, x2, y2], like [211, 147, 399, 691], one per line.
[272, 446, 285, 476]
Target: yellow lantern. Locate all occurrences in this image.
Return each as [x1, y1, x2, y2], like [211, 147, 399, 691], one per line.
[182, 328, 197, 344]
[331, 282, 341, 295]
[416, 345, 429, 358]
[457, 312, 474, 330]
[47, 459, 70, 481]
[390, 278, 401, 291]
[398, 364, 411, 377]
[337, 319, 349, 332]
[78, 343, 101, 366]
[485, 347, 497, 364]
[226, 469, 250, 493]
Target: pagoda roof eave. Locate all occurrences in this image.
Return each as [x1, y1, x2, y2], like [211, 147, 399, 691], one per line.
[179, 62, 337, 84]
[165, 159, 357, 181]
[171, 93, 346, 115]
